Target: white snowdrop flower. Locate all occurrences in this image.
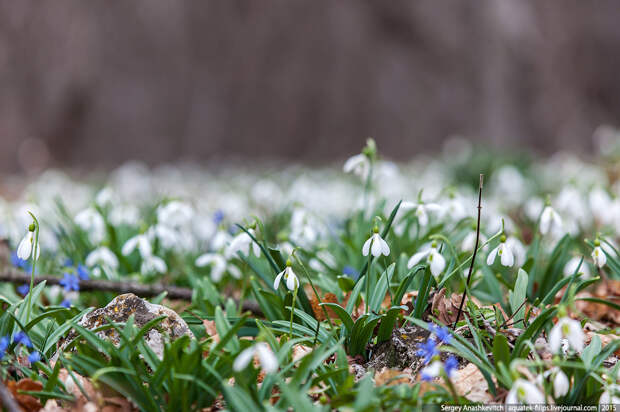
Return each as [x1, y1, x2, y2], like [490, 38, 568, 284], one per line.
[95, 187, 116, 207]
[563, 256, 591, 278]
[362, 228, 390, 257]
[552, 368, 570, 398]
[74, 208, 106, 244]
[225, 229, 261, 259]
[442, 195, 467, 222]
[122, 234, 152, 258]
[108, 204, 140, 226]
[549, 317, 584, 354]
[461, 229, 487, 252]
[211, 230, 231, 251]
[17, 228, 39, 261]
[505, 379, 545, 404]
[156, 201, 194, 229]
[524, 197, 545, 222]
[407, 242, 446, 278]
[540, 204, 563, 236]
[274, 261, 299, 291]
[148, 224, 180, 250]
[592, 241, 607, 268]
[505, 237, 526, 267]
[486, 236, 514, 267]
[85, 246, 119, 270]
[195, 253, 241, 282]
[141, 254, 167, 275]
[403, 201, 442, 227]
[600, 384, 620, 405]
[233, 342, 278, 374]
[343, 154, 370, 181]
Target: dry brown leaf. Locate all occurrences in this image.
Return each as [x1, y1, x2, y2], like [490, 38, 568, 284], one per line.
[310, 293, 340, 321]
[431, 289, 464, 325]
[203, 319, 220, 344]
[292, 344, 313, 362]
[6, 378, 43, 412]
[452, 363, 494, 402]
[576, 278, 620, 324]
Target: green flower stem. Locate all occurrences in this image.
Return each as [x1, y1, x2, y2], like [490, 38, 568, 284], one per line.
[365, 240, 373, 314]
[26, 212, 40, 323]
[289, 285, 298, 340]
[292, 253, 334, 330]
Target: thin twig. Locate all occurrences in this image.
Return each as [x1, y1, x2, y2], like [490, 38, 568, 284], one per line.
[0, 380, 20, 412]
[0, 267, 262, 315]
[453, 174, 484, 330]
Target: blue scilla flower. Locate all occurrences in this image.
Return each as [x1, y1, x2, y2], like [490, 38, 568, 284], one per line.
[213, 210, 225, 225]
[416, 337, 439, 364]
[28, 351, 41, 363]
[428, 322, 452, 345]
[444, 356, 458, 378]
[77, 264, 89, 281]
[13, 331, 32, 348]
[63, 258, 74, 268]
[60, 273, 80, 292]
[342, 265, 360, 280]
[60, 299, 72, 308]
[0, 336, 8, 360]
[11, 252, 27, 269]
[17, 284, 30, 296]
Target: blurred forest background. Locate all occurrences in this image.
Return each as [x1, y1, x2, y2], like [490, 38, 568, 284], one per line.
[1, 1, 620, 173]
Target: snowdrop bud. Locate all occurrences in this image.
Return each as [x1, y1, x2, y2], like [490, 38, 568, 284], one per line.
[505, 379, 545, 404]
[552, 368, 570, 398]
[592, 239, 607, 268]
[549, 317, 584, 354]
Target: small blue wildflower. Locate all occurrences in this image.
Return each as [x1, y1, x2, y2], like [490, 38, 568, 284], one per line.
[444, 356, 458, 378]
[17, 284, 30, 296]
[77, 264, 89, 281]
[59, 273, 80, 292]
[13, 331, 32, 348]
[0, 335, 9, 359]
[63, 258, 74, 268]
[428, 322, 452, 345]
[213, 210, 225, 225]
[416, 337, 439, 364]
[27, 351, 41, 363]
[11, 252, 26, 269]
[60, 299, 72, 308]
[342, 265, 359, 277]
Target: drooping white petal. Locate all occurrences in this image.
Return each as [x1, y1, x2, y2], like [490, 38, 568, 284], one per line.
[121, 236, 139, 256]
[486, 246, 499, 266]
[362, 237, 372, 256]
[565, 318, 584, 352]
[371, 235, 383, 257]
[17, 232, 33, 260]
[285, 268, 299, 291]
[592, 246, 607, 268]
[380, 238, 390, 256]
[228, 265, 242, 279]
[408, 250, 430, 269]
[553, 369, 569, 398]
[506, 379, 545, 404]
[500, 244, 514, 267]
[416, 207, 429, 226]
[273, 271, 284, 289]
[195, 253, 215, 267]
[232, 346, 256, 372]
[255, 343, 278, 373]
[540, 207, 552, 235]
[429, 251, 446, 278]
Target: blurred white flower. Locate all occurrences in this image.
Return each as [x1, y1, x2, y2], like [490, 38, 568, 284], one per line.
[540, 205, 563, 236]
[505, 379, 545, 404]
[563, 256, 591, 278]
[75, 208, 106, 244]
[141, 254, 167, 275]
[85, 246, 119, 270]
[226, 229, 261, 259]
[122, 234, 152, 258]
[600, 384, 620, 405]
[461, 230, 487, 253]
[552, 368, 569, 398]
[505, 237, 526, 267]
[233, 342, 278, 374]
[196, 253, 241, 282]
[402, 200, 442, 227]
[343, 154, 370, 181]
[362, 229, 390, 257]
[157, 201, 194, 229]
[549, 317, 584, 354]
[407, 242, 445, 278]
[592, 243, 607, 268]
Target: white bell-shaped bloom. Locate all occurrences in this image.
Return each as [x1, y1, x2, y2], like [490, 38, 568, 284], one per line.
[552, 368, 570, 398]
[505, 379, 545, 404]
[232, 342, 278, 374]
[505, 236, 526, 267]
[549, 317, 584, 354]
[405, 201, 443, 227]
[600, 384, 620, 406]
[141, 254, 167, 275]
[362, 230, 390, 257]
[540, 205, 563, 236]
[563, 256, 591, 278]
[487, 237, 514, 267]
[17, 230, 40, 261]
[407, 242, 446, 278]
[75, 208, 106, 244]
[461, 230, 487, 253]
[196, 253, 241, 282]
[85, 246, 119, 269]
[156, 201, 194, 230]
[274, 263, 299, 291]
[343, 154, 370, 181]
[592, 244, 607, 268]
[122, 233, 152, 258]
[225, 229, 261, 259]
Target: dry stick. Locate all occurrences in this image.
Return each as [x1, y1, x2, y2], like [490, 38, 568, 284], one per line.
[0, 380, 20, 412]
[453, 174, 484, 330]
[0, 267, 262, 315]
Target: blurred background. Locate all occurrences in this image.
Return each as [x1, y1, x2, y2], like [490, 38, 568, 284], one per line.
[2, 0, 620, 174]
